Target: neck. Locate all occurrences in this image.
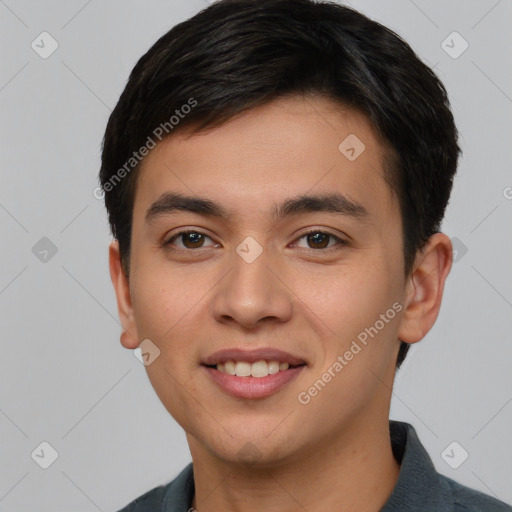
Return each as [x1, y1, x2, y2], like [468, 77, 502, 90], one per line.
[188, 416, 400, 512]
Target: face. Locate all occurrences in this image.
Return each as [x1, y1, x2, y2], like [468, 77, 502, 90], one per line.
[113, 95, 418, 466]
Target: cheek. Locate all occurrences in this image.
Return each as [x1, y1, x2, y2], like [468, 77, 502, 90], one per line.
[299, 263, 392, 337]
[131, 267, 203, 425]
[131, 262, 200, 338]
[298, 272, 400, 420]
[130, 263, 213, 388]
[301, 258, 401, 391]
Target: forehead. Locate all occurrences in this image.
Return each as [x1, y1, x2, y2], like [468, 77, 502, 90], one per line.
[133, 95, 398, 226]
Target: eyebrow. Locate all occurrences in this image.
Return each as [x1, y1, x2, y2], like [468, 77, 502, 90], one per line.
[145, 192, 370, 225]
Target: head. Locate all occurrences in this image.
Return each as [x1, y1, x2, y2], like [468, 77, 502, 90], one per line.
[101, 0, 459, 465]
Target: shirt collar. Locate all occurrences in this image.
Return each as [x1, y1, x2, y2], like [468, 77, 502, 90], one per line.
[381, 420, 449, 510]
[162, 420, 448, 511]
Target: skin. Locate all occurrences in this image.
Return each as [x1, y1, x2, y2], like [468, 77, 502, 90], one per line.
[109, 95, 452, 512]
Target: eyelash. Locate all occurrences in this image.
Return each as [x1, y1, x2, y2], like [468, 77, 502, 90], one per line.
[297, 229, 349, 252]
[162, 228, 348, 253]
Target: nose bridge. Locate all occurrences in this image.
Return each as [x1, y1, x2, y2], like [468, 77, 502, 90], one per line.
[211, 239, 293, 327]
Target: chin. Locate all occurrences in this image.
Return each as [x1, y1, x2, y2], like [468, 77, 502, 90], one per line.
[190, 422, 305, 468]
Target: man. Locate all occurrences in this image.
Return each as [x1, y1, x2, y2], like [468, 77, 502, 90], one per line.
[99, 0, 511, 510]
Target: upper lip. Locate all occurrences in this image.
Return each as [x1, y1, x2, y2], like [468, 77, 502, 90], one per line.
[202, 348, 307, 366]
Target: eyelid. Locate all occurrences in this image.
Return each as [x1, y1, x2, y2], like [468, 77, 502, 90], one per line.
[291, 228, 348, 251]
[163, 229, 218, 249]
[163, 228, 349, 251]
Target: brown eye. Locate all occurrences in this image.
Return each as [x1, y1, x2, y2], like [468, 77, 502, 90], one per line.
[294, 230, 347, 251]
[306, 232, 330, 249]
[180, 232, 205, 248]
[164, 230, 216, 250]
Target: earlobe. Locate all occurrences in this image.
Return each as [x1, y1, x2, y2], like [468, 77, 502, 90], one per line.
[108, 240, 140, 349]
[397, 233, 453, 345]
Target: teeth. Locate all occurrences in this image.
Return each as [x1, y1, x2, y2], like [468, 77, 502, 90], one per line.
[251, 360, 268, 377]
[235, 361, 251, 377]
[224, 360, 236, 375]
[268, 361, 280, 374]
[215, 359, 293, 377]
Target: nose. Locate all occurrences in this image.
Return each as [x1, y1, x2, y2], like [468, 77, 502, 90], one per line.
[211, 244, 293, 330]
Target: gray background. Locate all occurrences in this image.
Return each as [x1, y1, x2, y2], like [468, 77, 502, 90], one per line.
[1, 0, 511, 510]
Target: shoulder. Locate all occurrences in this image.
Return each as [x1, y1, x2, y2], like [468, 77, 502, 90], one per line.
[441, 474, 511, 511]
[116, 484, 169, 511]
[384, 421, 510, 512]
[115, 463, 194, 512]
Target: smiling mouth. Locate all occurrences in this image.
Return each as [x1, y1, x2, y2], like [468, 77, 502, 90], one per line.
[204, 360, 306, 378]
[202, 361, 307, 399]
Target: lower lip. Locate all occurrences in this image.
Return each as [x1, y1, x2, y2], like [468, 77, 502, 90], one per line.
[202, 365, 306, 399]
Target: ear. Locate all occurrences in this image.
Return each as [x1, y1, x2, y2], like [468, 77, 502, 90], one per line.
[397, 232, 453, 344]
[108, 240, 140, 349]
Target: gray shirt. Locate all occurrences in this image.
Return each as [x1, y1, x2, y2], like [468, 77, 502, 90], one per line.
[117, 421, 511, 511]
